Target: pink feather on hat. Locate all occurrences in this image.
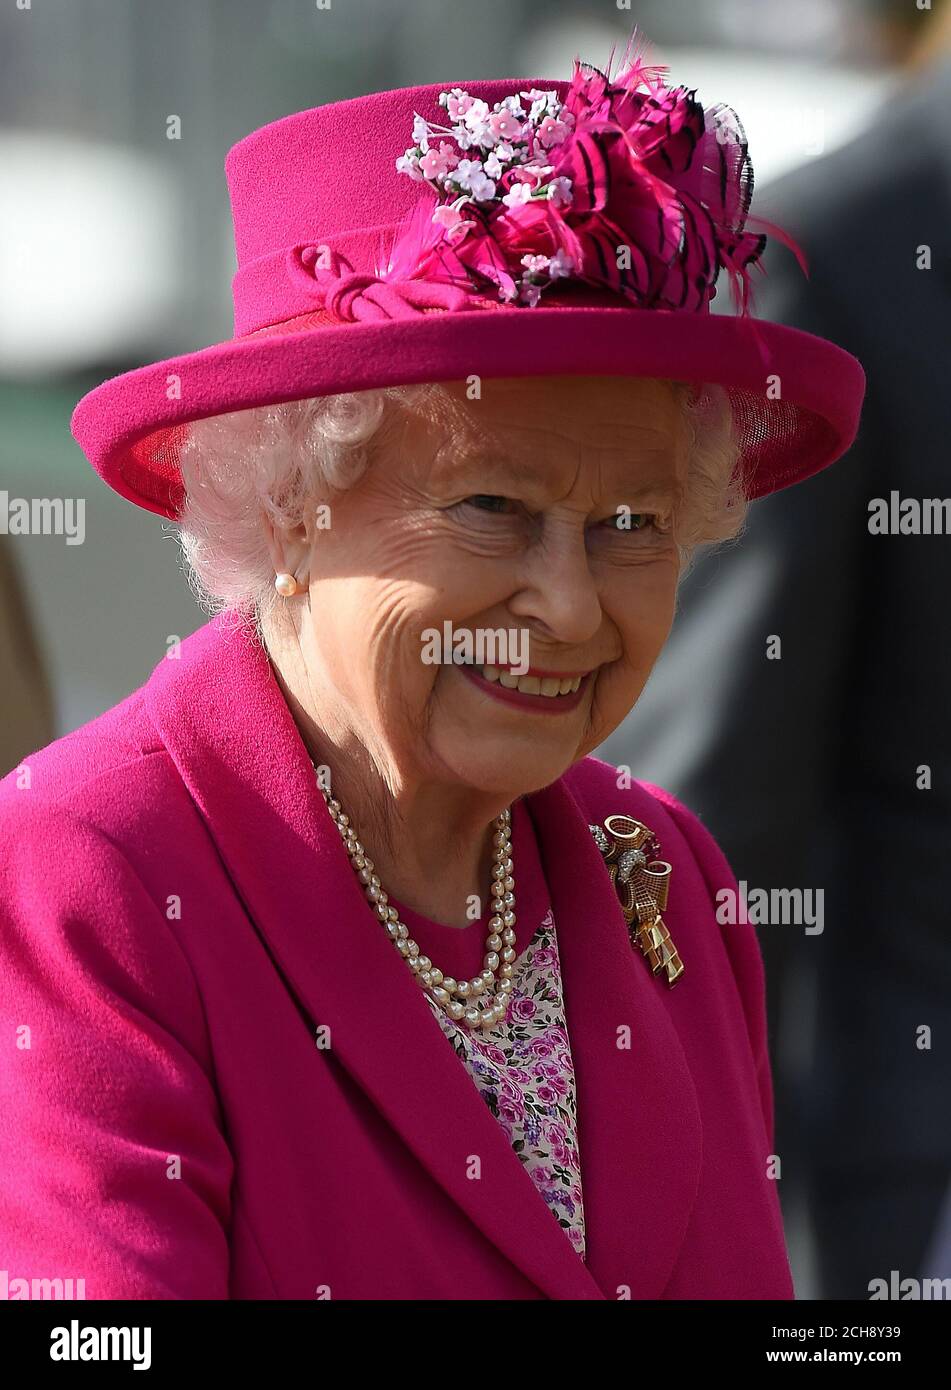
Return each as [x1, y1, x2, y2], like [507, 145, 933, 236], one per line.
[383, 22, 802, 317]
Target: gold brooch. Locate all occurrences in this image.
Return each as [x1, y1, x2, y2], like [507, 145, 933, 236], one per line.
[588, 815, 684, 986]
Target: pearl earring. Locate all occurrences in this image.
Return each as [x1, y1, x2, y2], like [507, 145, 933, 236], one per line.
[274, 572, 299, 597]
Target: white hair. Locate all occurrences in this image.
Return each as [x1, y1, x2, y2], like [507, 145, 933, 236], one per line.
[175, 379, 746, 644]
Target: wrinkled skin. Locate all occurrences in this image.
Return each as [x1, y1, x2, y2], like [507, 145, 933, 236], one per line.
[264, 375, 687, 925]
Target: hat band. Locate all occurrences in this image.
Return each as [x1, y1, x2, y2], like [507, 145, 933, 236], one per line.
[231, 228, 727, 338]
[232, 227, 403, 339]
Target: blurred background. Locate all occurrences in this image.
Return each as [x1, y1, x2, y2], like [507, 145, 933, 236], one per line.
[2, 0, 948, 1299]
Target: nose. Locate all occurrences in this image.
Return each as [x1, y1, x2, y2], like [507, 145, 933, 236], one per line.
[507, 518, 602, 648]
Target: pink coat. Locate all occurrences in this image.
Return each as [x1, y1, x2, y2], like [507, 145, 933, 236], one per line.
[0, 614, 793, 1300]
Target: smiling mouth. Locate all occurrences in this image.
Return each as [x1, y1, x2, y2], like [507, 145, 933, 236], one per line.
[456, 662, 593, 712]
[478, 666, 585, 697]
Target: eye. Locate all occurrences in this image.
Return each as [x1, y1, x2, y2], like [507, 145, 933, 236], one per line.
[601, 510, 654, 532]
[459, 494, 516, 515]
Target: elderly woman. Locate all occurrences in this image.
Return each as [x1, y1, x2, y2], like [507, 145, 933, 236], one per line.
[0, 32, 863, 1300]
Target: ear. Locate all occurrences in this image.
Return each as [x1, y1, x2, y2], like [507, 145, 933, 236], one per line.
[262, 511, 311, 588]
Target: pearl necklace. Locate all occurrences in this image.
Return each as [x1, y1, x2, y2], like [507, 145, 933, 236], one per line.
[313, 765, 517, 1030]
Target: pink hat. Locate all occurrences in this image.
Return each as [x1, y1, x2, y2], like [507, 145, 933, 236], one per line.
[70, 27, 865, 520]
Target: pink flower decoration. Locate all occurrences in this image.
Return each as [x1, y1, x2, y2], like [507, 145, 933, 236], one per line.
[389, 22, 805, 313]
[430, 203, 472, 242]
[501, 181, 534, 211]
[446, 89, 476, 122]
[536, 114, 570, 149]
[419, 141, 458, 180]
[488, 109, 524, 142]
[546, 177, 572, 208]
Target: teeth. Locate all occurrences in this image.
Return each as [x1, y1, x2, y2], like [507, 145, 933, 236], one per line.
[477, 667, 584, 697]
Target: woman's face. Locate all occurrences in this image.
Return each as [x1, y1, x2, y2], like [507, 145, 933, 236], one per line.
[299, 375, 687, 799]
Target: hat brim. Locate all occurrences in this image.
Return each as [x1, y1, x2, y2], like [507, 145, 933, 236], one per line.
[71, 304, 865, 520]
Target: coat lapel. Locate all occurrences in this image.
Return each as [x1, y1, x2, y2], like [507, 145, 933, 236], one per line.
[146, 615, 605, 1299]
[526, 778, 703, 1298]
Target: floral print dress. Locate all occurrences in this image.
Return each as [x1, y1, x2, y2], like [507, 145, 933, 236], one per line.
[424, 908, 586, 1260]
[388, 801, 587, 1262]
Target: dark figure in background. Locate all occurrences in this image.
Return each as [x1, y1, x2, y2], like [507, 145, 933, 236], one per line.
[599, 56, 951, 1298]
[0, 543, 55, 776]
